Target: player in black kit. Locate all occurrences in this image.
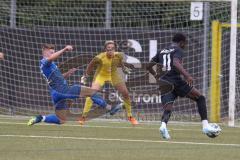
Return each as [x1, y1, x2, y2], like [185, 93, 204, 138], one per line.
[147, 33, 221, 139]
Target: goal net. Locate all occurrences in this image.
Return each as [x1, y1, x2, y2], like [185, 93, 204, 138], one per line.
[0, 0, 238, 124]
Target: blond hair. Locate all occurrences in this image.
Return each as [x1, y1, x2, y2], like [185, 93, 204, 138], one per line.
[42, 44, 55, 50]
[104, 40, 117, 49]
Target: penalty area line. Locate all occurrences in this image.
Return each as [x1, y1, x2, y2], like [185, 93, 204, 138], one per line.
[0, 134, 239, 147]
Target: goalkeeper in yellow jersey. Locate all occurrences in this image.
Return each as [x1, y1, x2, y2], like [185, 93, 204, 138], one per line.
[79, 40, 138, 125]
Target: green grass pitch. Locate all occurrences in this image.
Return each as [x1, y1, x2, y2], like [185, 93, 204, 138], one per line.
[0, 116, 239, 160]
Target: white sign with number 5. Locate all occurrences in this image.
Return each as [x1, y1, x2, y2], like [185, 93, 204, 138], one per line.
[190, 2, 203, 21]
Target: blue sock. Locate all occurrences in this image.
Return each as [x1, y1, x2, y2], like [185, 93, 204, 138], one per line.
[91, 93, 107, 108]
[43, 114, 61, 124]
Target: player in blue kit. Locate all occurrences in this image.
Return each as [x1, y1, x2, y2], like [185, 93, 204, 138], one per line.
[147, 33, 221, 139]
[27, 44, 121, 125]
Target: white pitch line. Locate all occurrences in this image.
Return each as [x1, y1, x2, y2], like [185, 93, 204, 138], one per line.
[0, 134, 239, 147]
[0, 121, 238, 134]
[0, 121, 198, 131]
[0, 121, 153, 129]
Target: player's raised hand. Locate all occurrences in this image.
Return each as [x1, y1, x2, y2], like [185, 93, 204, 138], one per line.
[65, 45, 73, 51]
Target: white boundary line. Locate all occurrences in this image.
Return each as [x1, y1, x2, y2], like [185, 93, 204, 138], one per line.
[0, 134, 239, 147]
[0, 115, 206, 126]
[2, 115, 237, 127]
[1, 121, 239, 134]
[0, 121, 200, 131]
[0, 121, 237, 132]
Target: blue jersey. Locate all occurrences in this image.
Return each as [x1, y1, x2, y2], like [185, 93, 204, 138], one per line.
[40, 58, 68, 91]
[40, 58, 81, 110]
[151, 44, 184, 80]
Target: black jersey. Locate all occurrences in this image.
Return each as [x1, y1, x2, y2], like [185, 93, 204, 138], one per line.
[151, 44, 184, 79]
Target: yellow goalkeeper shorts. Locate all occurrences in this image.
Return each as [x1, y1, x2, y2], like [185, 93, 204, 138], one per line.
[93, 73, 123, 87]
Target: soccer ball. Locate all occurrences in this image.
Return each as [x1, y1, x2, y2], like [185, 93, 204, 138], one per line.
[206, 123, 221, 138]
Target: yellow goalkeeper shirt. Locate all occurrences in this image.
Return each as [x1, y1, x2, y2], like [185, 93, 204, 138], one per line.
[93, 52, 124, 85]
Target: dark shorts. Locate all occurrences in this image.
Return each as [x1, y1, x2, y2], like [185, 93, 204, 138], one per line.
[160, 77, 193, 106]
[50, 84, 81, 110]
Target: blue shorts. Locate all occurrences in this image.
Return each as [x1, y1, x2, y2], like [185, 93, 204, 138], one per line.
[160, 77, 193, 106]
[50, 84, 81, 110]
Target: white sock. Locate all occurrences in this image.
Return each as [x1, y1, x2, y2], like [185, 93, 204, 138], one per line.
[202, 120, 209, 129]
[106, 104, 111, 110]
[161, 122, 167, 128]
[42, 115, 46, 122]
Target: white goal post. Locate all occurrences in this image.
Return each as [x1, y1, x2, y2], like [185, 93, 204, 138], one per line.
[228, 0, 238, 126]
[0, 0, 238, 126]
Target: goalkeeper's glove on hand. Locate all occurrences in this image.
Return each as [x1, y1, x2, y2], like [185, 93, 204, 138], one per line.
[123, 66, 132, 75]
[81, 75, 88, 85]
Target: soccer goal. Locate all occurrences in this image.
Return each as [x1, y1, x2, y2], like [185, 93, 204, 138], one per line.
[0, 0, 238, 126]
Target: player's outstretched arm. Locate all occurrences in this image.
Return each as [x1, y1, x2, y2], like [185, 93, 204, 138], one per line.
[84, 58, 99, 76]
[0, 52, 4, 60]
[123, 62, 135, 69]
[62, 68, 77, 78]
[118, 52, 134, 74]
[81, 57, 99, 84]
[173, 57, 193, 86]
[47, 45, 73, 62]
[146, 61, 157, 78]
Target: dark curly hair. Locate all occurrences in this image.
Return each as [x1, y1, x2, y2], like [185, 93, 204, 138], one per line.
[172, 33, 187, 43]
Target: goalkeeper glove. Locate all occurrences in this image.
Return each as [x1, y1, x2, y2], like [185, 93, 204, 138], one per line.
[123, 66, 132, 75]
[81, 75, 88, 85]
